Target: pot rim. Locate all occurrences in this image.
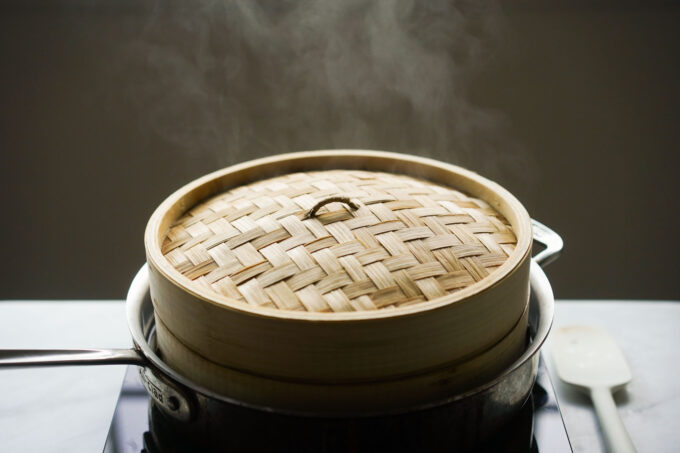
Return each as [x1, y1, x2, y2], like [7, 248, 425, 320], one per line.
[126, 259, 554, 418]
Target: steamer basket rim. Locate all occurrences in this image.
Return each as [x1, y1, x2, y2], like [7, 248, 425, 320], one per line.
[144, 149, 532, 322]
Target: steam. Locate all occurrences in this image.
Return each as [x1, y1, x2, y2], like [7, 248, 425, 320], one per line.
[129, 0, 528, 179]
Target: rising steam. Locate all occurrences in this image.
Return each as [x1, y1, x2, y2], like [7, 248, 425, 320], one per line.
[128, 0, 528, 179]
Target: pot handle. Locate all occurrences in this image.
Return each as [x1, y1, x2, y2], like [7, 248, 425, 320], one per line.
[0, 346, 195, 421]
[1, 222, 562, 366]
[0, 348, 146, 368]
[531, 219, 563, 268]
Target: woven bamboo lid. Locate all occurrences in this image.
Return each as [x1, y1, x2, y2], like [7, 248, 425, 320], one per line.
[161, 170, 517, 313]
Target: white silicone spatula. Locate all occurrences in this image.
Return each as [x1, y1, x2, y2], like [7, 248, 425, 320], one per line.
[551, 326, 636, 453]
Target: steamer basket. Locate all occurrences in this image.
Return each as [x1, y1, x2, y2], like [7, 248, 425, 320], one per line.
[145, 150, 532, 411]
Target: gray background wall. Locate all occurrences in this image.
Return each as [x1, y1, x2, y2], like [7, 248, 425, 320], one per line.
[1, 1, 679, 300]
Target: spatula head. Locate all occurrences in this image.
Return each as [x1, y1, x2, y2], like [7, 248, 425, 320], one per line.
[551, 326, 632, 391]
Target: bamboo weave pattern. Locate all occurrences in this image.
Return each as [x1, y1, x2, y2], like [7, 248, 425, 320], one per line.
[162, 171, 516, 312]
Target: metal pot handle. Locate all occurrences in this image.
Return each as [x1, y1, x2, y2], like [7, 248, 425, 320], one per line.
[0, 347, 194, 421]
[1, 219, 563, 369]
[0, 262, 151, 369]
[0, 348, 145, 367]
[531, 219, 563, 268]
[0, 269, 195, 421]
[1, 220, 562, 421]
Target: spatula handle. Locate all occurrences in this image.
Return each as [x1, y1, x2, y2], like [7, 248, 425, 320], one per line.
[590, 387, 636, 453]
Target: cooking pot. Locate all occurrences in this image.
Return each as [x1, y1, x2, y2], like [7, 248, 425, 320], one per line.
[0, 151, 563, 449]
[0, 224, 560, 446]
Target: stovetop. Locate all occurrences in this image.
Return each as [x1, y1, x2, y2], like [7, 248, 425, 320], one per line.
[103, 356, 571, 452]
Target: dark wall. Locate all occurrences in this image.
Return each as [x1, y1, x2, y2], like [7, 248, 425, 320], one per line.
[1, 1, 679, 300]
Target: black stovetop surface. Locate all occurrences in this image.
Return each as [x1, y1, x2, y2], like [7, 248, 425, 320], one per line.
[103, 356, 571, 453]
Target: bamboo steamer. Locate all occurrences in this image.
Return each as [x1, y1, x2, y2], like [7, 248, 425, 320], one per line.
[145, 150, 533, 413]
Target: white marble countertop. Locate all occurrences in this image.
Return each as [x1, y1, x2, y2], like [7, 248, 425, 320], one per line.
[0, 301, 129, 453]
[547, 300, 680, 453]
[0, 299, 678, 453]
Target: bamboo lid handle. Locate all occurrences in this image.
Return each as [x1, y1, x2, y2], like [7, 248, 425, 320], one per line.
[304, 197, 359, 219]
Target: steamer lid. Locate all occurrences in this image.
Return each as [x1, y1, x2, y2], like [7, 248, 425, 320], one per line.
[161, 170, 517, 312]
